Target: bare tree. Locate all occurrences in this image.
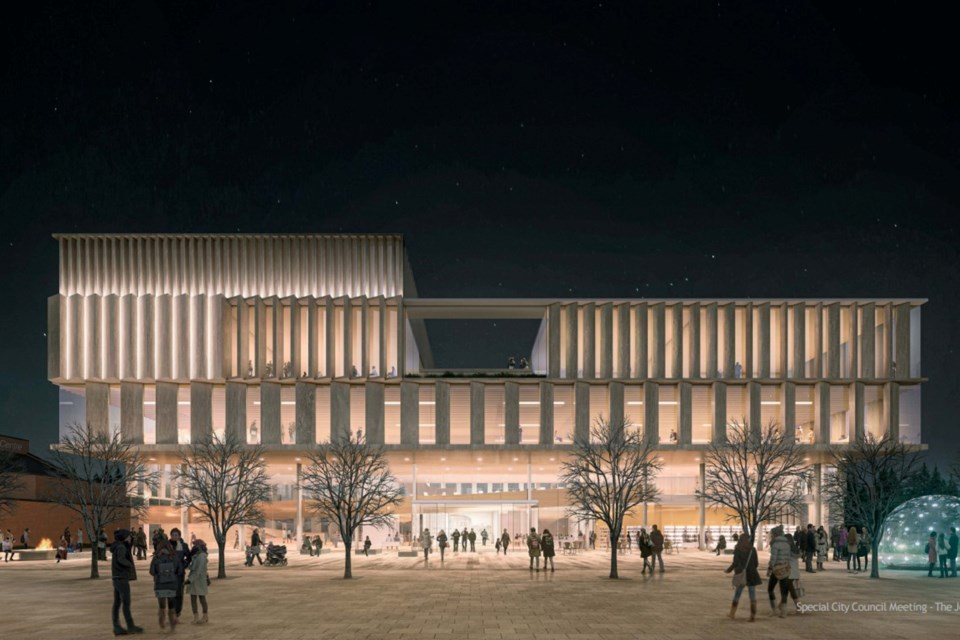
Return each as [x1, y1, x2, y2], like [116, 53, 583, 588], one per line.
[0, 449, 25, 516]
[301, 433, 403, 579]
[559, 417, 662, 579]
[697, 420, 808, 543]
[46, 423, 159, 579]
[822, 433, 922, 578]
[173, 433, 272, 579]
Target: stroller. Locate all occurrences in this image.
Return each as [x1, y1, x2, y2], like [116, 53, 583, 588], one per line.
[264, 543, 288, 566]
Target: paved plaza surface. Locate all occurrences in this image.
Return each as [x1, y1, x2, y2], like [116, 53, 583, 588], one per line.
[4, 545, 957, 639]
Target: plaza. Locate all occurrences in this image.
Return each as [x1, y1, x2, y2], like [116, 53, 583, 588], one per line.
[4, 546, 956, 639]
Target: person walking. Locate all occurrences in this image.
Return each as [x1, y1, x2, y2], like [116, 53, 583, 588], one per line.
[468, 528, 477, 552]
[149, 540, 182, 631]
[639, 527, 654, 574]
[948, 527, 958, 578]
[766, 525, 791, 615]
[650, 524, 665, 572]
[421, 528, 432, 562]
[249, 529, 264, 566]
[541, 529, 556, 572]
[436, 530, 448, 562]
[2, 531, 12, 562]
[77, 527, 83, 553]
[925, 531, 938, 577]
[451, 528, 460, 553]
[233, 530, 240, 550]
[589, 531, 596, 550]
[363, 536, 372, 557]
[501, 529, 510, 555]
[110, 529, 143, 636]
[724, 534, 761, 622]
[860, 526, 872, 573]
[527, 527, 542, 572]
[481, 529, 488, 546]
[846, 526, 860, 573]
[803, 524, 817, 573]
[313, 535, 323, 557]
[98, 529, 109, 560]
[777, 534, 803, 617]
[20, 528, 31, 549]
[168, 528, 192, 619]
[816, 526, 828, 571]
[838, 525, 848, 563]
[186, 539, 210, 625]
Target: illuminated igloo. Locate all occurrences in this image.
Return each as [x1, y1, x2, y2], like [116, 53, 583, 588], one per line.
[879, 494, 960, 568]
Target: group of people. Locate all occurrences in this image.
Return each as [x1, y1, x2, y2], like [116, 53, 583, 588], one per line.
[925, 528, 959, 578]
[417, 527, 557, 571]
[723, 525, 808, 621]
[109, 526, 211, 636]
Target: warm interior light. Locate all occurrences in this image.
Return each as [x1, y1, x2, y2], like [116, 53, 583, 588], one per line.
[659, 401, 678, 405]
[796, 401, 813, 405]
[519, 401, 540, 406]
[760, 401, 781, 405]
[627, 401, 644, 405]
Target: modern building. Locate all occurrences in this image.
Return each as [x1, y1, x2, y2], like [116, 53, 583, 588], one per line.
[47, 234, 925, 548]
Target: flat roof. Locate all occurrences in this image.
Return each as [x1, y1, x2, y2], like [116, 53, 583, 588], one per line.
[53, 233, 403, 240]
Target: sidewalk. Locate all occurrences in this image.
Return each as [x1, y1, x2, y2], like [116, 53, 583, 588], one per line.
[3, 547, 955, 639]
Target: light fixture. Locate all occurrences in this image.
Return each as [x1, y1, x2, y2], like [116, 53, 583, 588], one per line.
[177, 401, 191, 406]
[553, 401, 566, 405]
[627, 401, 644, 406]
[143, 401, 156, 406]
[549, 457, 555, 462]
[519, 401, 540, 406]
[440, 457, 446, 461]
[403, 457, 410, 461]
[760, 401, 780, 406]
[512, 457, 519, 461]
[796, 401, 813, 406]
[385, 401, 401, 406]
[659, 401, 678, 405]
[419, 401, 435, 406]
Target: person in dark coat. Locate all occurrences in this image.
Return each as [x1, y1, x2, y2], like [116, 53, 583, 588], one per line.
[639, 527, 654, 573]
[714, 534, 727, 556]
[804, 524, 817, 573]
[313, 535, 323, 556]
[724, 534, 762, 622]
[436, 530, 448, 561]
[650, 525, 665, 572]
[110, 529, 143, 636]
[452, 528, 461, 552]
[501, 529, 511, 555]
[363, 536, 372, 556]
[249, 529, 264, 565]
[541, 529, 556, 572]
[468, 529, 477, 552]
[168, 529, 192, 619]
[149, 540, 183, 631]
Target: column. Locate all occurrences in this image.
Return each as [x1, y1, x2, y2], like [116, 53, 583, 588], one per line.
[813, 463, 822, 528]
[289, 297, 302, 379]
[679, 382, 692, 444]
[237, 298, 250, 378]
[360, 296, 369, 378]
[643, 382, 658, 445]
[365, 382, 385, 445]
[854, 381, 865, 442]
[226, 381, 247, 442]
[435, 382, 450, 445]
[792, 304, 805, 379]
[574, 381, 590, 443]
[254, 297, 267, 378]
[539, 382, 554, 445]
[564, 304, 578, 380]
[779, 303, 789, 380]
[191, 382, 213, 443]
[175, 293, 190, 380]
[670, 303, 683, 378]
[156, 381, 178, 444]
[305, 296, 317, 377]
[156, 294, 171, 379]
[651, 303, 665, 378]
[721, 303, 735, 380]
[48, 295, 62, 379]
[815, 381, 830, 444]
[324, 297, 336, 378]
[699, 462, 706, 550]
[120, 382, 144, 444]
[827, 303, 840, 379]
[743, 302, 753, 379]
[688, 302, 700, 379]
[270, 297, 282, 378]
[633, 303, 648, 379]
[758, 302, 770, 379]
[504, 382, 520, 445]
[400, 381, 419, 445]
[548, 303, 561, 378]
[887, 382, 900, 440]
[331, 382, 350, 442]
[104, 294, 119, 379]
[895, 304, 910, 380]
[189, 294, 206, 380]
[814, 302, 824, 378]
[582, 303, 596, 379]
[861, 303, 876, 379]
[783, 382, 796, 443]
[261, 382, 281, 444]
[86, 381, 109, 437]
[748, 381, 761, 438]
[616, 303, 630, 378]
[705, 303, 718, 378]
[378, 297, 388, 378]
[120, 294, 136, 379]
[342, 297, 353, 378]
[296, 382, 316, 444]
[712, 382, 727, 442]
[296, 462, 303, 548]
[140, 294, 154, 379]
[470, 382, 484, 445]
[599, 303, 613, 379]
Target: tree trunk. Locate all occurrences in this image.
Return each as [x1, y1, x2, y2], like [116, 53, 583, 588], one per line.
[217, 539, 227, 579]
[90, 545, 99, 579]
[343, 537, 352, 579]
[871, 541, 880, 579]
[609, 533, 619, 579]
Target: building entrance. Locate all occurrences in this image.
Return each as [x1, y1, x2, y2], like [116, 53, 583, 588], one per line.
[413, 500, 538, 546]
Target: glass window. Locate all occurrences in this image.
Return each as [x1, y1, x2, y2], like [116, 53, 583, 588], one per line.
[899, 386, 921, 444]
[725, 385, 747, 438]
[717, 306, 728, 378]
[449, 384, 470, 444]
[647, 306, 657, 377]
[658, 385, 678, 444]
[691, 385, 712, 443]
[315, 303, 326, 378]
[664, 306, 677, 378]
[281, 386, 296, 444]
[265, 304, 275, 377]
[384, 386, 401, 444]
[282, 304, 292, 378]
[787, 305, 797, 378]
[315, 385, 330, 443]
[484, 385, 505, 444]
[245, 304, 255, 378]
[519, 384, 540, 444]
[864, 385, 885, 442]
[351, 306, 362, 378]
[875, 307, 888, 377]
[699, 306, 709, 378]
[59, 386, 86, 440]
[385, 305, 398, 378]
[771, 307, 782, 378]
[735, 307, 748, 378]
[910, 307, 921, 378]
[368, 305, 380, 377]
[829, 385, 851, 444]
[840, 306, 853, 378]
[143, 386, 156, 445]
[559, 306, 569, 378]
[177, 385, 191, 444]
[759, 385, 781, 430]
[589, 384, 609, 426]
[247, 386, 261, 445]
[804, 307, 818, 377]
[578, 306, 586, 377]
[333, 304, 344, 378]
[554, 385, 575, 443]
[623, 384, 644, 438]
[419, 385, 436, 445]
[298, 305, 309, 379]
[794, 386, 815, 444]
[109, 385, 121, 440]
[752, 307, 761, 377]
[212, 386, 225, 441]
[682, 306, 692, 378]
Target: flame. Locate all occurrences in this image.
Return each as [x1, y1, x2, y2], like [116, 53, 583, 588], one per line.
[36, 538, 54, 550]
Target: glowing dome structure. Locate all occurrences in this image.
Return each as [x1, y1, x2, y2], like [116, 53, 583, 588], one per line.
[879, 494, 960, 569]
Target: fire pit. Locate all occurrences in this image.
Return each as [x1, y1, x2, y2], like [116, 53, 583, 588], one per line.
[17, 537, 59, 561]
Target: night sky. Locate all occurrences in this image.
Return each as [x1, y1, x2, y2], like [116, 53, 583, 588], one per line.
[1, 2, 957, 469]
